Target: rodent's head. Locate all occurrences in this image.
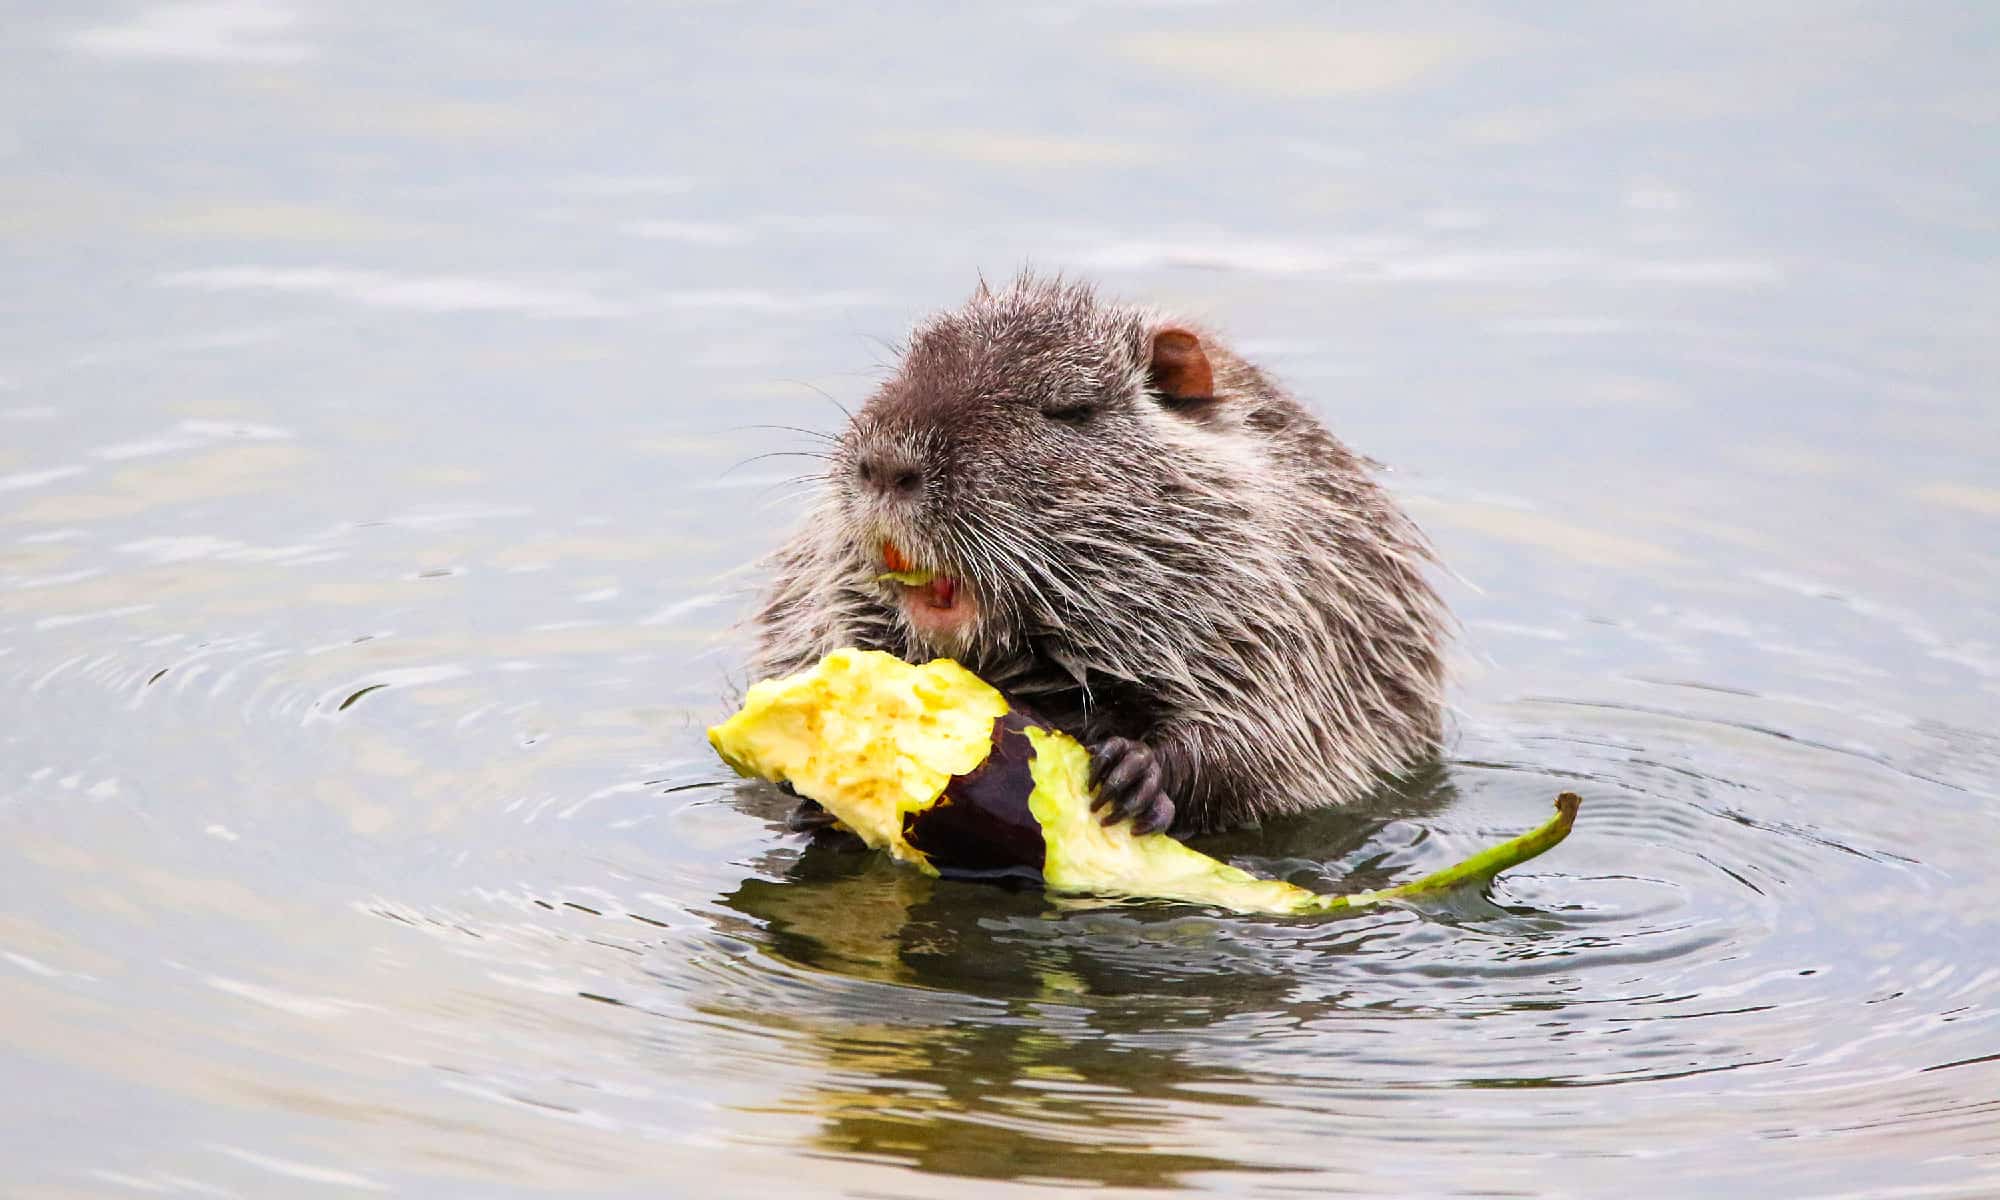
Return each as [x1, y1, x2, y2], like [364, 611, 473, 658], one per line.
[831, 275, 1249, 662]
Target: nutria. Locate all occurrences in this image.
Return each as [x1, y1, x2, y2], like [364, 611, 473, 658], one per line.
[747, 274, 1448, 835]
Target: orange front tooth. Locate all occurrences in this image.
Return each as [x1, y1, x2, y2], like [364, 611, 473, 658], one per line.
[882, 541, 910, 573]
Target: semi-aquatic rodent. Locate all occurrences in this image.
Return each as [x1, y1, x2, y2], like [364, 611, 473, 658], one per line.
[748, 274, 1448, 835]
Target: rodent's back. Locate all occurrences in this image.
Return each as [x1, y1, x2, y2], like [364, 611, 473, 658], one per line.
[750, 274, 1447, 832]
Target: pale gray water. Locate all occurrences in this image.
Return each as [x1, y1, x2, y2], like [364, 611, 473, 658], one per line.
[3, 3, 1998, 1197]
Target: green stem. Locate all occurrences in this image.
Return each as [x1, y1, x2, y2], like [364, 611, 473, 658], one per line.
[1309, 792, 1581, 912]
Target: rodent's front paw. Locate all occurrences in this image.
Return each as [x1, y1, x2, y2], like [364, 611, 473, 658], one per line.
[1088, 737, 1176, 836]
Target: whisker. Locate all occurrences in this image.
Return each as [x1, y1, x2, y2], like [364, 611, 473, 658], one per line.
[750, 473, 831, 506]
[774, 379, 853, 424]
[726, 423, 840, 445]
[719, 451, 833, 481]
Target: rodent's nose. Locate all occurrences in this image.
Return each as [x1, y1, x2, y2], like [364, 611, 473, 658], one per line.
[854, 451, 926, 501]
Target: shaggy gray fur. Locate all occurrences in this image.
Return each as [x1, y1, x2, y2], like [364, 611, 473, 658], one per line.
[748, 275, 1447, 833]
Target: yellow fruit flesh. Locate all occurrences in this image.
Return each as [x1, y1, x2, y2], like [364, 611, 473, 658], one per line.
[707, 648, 1011, 871]
[1022, 727, 1326, 914]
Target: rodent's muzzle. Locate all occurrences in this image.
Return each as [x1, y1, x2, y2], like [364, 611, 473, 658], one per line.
[846, 434, 945, 560]
[852, 445, 929, 504]
[846, 434, 980, 648]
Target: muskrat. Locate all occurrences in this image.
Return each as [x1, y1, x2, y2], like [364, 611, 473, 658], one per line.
[747, 274, 1448, 836]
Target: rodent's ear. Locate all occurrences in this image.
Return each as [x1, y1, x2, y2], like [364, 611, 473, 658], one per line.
[1148, 328, 1215, 407]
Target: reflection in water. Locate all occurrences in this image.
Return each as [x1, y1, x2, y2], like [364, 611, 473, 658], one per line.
[717, 846, 1290, 1188]
[3, 1, 1999, 1196]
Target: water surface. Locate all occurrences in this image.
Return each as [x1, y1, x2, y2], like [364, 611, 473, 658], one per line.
[3, 3, 1998, 1197]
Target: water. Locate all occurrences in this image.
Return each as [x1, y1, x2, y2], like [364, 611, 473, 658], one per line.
[3, 3, 1997, 1196]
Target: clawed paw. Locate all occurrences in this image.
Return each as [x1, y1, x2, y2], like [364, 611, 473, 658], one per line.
[1087, 737, 1176, 836]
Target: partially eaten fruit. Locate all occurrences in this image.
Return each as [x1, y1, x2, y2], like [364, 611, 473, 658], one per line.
[709, 648, 1579, 915]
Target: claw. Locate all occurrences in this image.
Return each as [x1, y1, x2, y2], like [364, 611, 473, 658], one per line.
[1088, 737, 1138, 796]
[1087, 738, 1177, 835]
[1099, 752, 1153, 804]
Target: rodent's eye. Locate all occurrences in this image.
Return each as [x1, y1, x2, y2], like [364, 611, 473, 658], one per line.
[1040, 403, 1095, 425]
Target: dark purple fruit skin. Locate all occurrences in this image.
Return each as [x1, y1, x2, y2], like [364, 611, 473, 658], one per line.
[901, 710, 1048, 878]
